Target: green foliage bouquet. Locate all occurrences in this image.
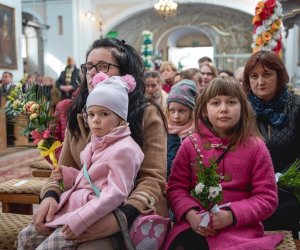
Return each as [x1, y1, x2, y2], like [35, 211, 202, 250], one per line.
[188, 132, 227, 226]
[277, 159, 300, 203]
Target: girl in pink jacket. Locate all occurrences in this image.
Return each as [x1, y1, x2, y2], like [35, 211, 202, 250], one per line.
[164, 77, 284, 250]
[18, 73, 144, 250]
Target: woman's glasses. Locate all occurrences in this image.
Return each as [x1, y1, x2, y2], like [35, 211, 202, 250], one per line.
[81, 61, 119, 74]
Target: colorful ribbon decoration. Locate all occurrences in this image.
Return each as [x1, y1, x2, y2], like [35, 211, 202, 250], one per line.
[38, 140, 62, 167]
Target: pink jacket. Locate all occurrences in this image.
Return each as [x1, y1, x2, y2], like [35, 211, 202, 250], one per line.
[46, 125, 144, 236]
[164, 122, 284, 250]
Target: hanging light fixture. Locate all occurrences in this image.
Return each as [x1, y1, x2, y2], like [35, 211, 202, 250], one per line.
[154, 0, 178, 19]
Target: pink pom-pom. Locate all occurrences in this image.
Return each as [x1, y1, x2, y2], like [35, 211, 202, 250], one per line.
[122, 74, 136, 93]
[92, 72, 109, 87]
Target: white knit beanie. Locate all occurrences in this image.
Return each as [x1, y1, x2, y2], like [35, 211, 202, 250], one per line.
[86, 73, 136, 121]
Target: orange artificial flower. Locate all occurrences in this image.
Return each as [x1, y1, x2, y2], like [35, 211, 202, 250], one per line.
[252, 15, 260, 24]
[262, 31, 272, 42]
[255, 1, 265, 15]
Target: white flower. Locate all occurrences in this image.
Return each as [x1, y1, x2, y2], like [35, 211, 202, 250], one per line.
[262, 45, 272, 51]
[195, 182, 205, 195]
[269, 39, 277, 48]
[256, 26, 267, 35]
[263, 19, 272, 27]
[208, 185, 222, 199]
[275, 4, 283, 17]
[270, 14, 278, 21]
[273, 30, 282, 40]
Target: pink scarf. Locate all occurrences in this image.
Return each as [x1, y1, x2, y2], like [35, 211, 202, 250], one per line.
[168, 120, 194, 139]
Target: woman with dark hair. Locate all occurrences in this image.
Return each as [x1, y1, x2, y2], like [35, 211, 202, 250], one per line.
[243, 50, 300, 238]
[33, 38, 168, 248]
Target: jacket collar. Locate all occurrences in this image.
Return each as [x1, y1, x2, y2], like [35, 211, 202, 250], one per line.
[90, 123, 131, 152]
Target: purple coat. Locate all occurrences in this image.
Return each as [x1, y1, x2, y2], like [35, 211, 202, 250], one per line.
[46, 125, 144, 236]
[164, 122, 284, 250]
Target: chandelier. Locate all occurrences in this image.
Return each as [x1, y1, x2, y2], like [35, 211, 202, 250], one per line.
[154, 0, 178, 19]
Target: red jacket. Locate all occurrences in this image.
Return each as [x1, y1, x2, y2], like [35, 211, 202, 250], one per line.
[54, 99, 73, 142]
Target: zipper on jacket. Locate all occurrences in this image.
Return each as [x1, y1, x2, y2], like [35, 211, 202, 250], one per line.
[268, 125, 271, 139]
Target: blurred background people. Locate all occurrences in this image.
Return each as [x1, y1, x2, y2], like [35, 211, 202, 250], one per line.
[197, 56, 213, 68]
[234, 66, 245, 85]
[181, 68, 203, 93]
[0, 71, 16, 146]
[56, 56, 81, 100]
[160, 61, 177, 93]
[144, 71, 167, 111]
[199, 62, 218, 88]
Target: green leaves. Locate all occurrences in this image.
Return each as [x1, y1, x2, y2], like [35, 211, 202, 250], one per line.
[278, 159, 300, 203]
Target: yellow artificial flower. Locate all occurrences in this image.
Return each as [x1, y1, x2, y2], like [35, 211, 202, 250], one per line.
[30, 113, 38, 120]
[15, 83, 23, 91]
[13, 100, 21, 109]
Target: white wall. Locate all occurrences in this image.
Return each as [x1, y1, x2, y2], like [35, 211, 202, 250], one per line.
[0, 0, 23, 82]
[43, 0, 74, 78]
[284, 25, 300, 84]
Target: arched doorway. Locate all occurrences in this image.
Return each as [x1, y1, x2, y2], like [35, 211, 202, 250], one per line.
[22, 12, 45, 75]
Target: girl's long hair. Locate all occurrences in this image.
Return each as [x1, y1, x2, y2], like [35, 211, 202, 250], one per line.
[67, 38, 147, 146]
[194, 77, 261, 146]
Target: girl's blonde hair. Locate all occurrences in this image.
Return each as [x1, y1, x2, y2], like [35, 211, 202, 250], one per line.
[194, 77, 261, 146]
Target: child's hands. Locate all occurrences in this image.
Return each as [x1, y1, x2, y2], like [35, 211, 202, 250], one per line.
[211, 209, 233, 230]
[62, 224, 77, 239]
[50, 165, 63, 181]
[186, 209, 216, 237]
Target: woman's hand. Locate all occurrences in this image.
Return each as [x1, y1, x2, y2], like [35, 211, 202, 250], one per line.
[186, 209, 216, 237]
[64, 212, 120, 243]
[32, 197, 58, 235]
[50, 166, 63, 181]
[211, 209, 233, 230]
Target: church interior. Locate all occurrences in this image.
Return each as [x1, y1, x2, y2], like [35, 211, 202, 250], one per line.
[0, 0, 299, 249]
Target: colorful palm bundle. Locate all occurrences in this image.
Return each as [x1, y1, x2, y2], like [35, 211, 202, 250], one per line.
[252, 0, 283, 56]
[5, 83, 63, 188]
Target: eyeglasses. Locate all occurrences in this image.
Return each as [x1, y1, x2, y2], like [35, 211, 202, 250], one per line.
[81, 61, 119, 74]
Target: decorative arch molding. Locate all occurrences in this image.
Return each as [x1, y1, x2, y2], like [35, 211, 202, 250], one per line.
[110, 3, 253, 56]
[92, 0, 256, 34]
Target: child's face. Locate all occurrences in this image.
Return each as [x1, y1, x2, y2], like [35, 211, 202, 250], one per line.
[160, 66, 176, 81]
[168, 102, 192, 126]
[206, 95, 241, 138]
[145, 77, 161, 97]
[87, 105, 122, 137]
